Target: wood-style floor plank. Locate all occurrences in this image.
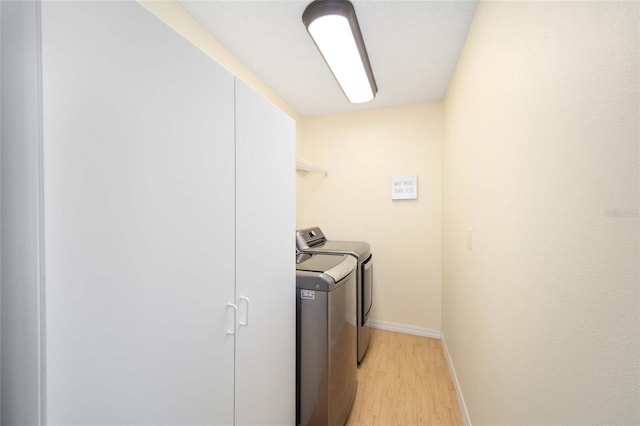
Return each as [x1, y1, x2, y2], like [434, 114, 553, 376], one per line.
[346, 328, 463, 426]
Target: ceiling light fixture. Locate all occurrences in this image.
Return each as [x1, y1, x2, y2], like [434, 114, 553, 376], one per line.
[302, 0, 378, 104]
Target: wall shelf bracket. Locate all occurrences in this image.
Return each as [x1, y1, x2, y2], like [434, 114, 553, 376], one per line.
[296, 156, 327, 175]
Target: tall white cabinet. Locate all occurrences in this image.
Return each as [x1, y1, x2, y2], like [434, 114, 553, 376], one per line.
[2, 1, 294, 425]
[235, 81, 296, 425]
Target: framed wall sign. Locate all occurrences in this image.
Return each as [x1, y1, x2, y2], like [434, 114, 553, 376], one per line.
[391, 175, 418, 200]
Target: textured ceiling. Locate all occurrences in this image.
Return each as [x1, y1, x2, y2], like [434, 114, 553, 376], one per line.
[180, 1, 478, 117]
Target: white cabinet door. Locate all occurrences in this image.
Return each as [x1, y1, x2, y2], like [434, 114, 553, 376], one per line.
[234, 80, 296, 425]
[41, 2, 235, 424]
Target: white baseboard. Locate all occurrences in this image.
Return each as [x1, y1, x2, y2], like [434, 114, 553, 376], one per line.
[441, 333, 472, 426]
[368, 319, 441, 339]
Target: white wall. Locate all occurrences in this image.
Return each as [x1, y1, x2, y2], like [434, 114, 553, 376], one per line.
[442, 1, 639, 424]
[298, 103, 443, 332]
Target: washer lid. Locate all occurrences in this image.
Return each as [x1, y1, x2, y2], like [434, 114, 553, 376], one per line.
[324, 256, 357, 282]
[299, 240, 371, 261]
[296, 253, 347, 272]
[296, 254, 357, 291]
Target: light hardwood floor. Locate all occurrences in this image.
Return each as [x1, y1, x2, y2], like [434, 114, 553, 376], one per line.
[346, 328, 464, 426]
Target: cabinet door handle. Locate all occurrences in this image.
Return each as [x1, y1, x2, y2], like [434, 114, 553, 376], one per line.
[226, 303, 238, 335]
[239, 296, 250, 327]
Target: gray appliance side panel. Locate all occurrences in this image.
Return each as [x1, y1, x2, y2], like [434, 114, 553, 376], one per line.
[362, 254, 374, 320]
[328, 273, 357, 426]
[358, 254, 373, 363]
[298, 290, 329, 426]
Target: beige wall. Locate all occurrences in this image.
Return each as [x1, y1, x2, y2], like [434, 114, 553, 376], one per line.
[443, 1, 639, 424]
[298, 104, 443, 331]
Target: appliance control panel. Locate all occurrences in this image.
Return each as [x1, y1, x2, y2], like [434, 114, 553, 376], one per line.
[295, 226, 326, 250]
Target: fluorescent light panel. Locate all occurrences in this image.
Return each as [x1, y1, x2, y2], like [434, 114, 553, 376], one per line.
[303, 1, 377, 104]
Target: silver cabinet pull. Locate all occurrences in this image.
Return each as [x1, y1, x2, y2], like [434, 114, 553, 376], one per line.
[239, 296, 250, 326]
[226, 303, 238, 335]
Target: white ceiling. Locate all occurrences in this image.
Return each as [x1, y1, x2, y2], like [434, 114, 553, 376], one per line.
[180, 1, 478, 117]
